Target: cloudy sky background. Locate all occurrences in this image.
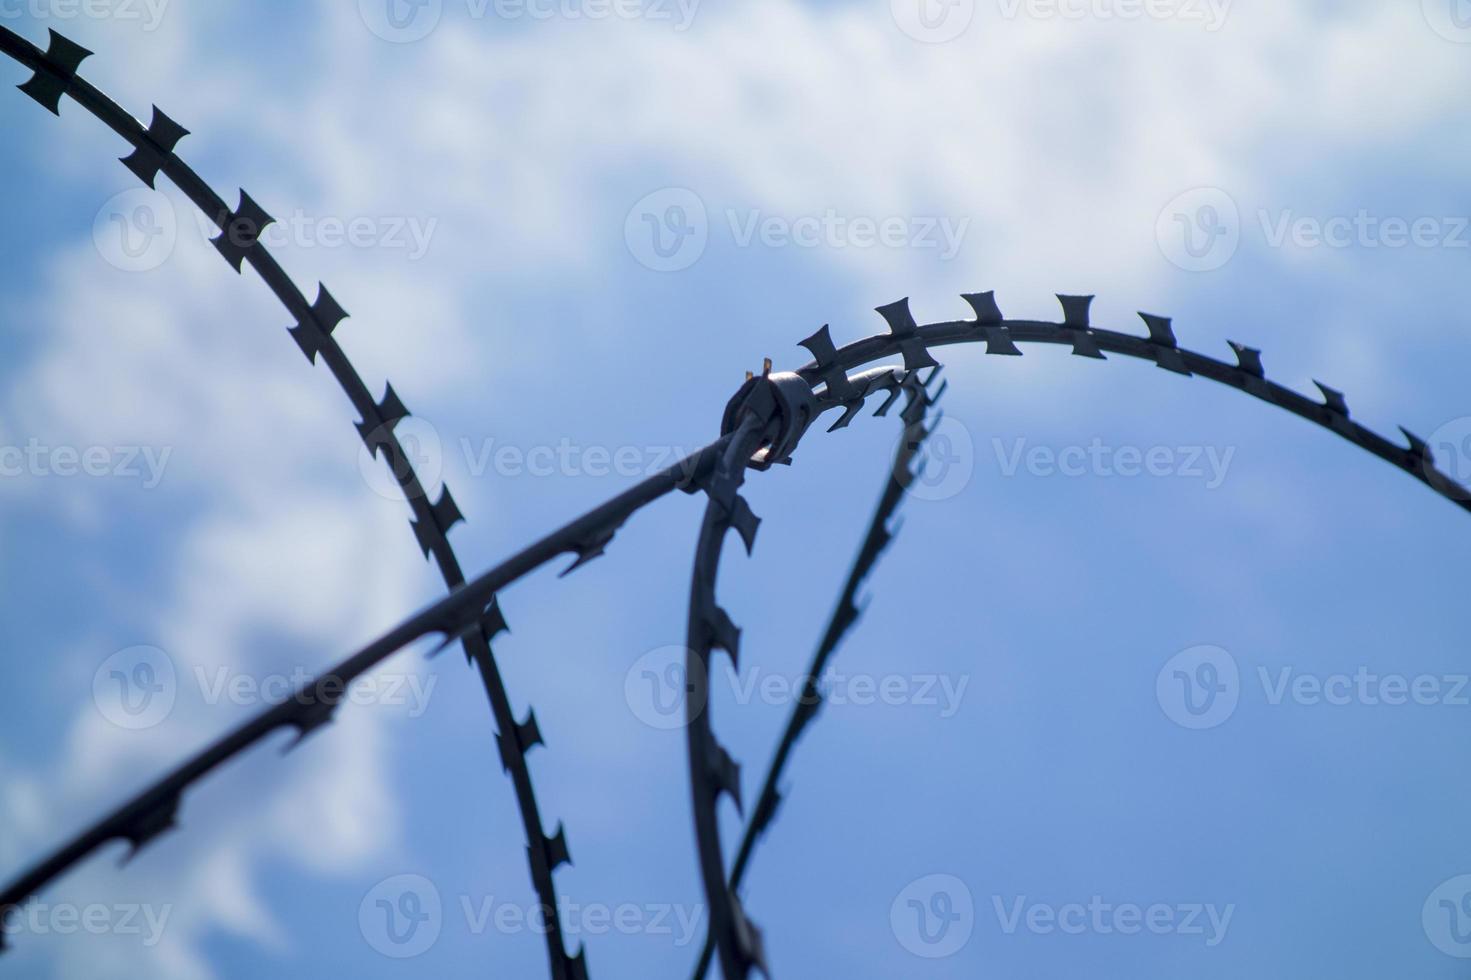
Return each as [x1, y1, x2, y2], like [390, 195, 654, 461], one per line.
[2, 0, 1471, 977]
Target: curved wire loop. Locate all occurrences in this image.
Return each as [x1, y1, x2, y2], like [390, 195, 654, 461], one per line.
[687, 293, 1471, 977]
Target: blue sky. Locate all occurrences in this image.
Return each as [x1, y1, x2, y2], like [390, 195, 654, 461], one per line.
[2, 1, 1471, 977]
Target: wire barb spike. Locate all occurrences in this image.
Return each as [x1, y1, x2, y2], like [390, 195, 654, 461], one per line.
[17, 29, 91, 115]
[560, 948, 590, 980]
[749, 784, 785, 838]
[700, 602, 742, 665]
[412, 488, 466, 558]
[1138, 311, 1177, 347]
[706, 732, 744, 814]
[876, 297, 940, 372]
[872, 384, 906, 417]
[727, 495, 761, 554]
[827, 400, 866, 431]
[120, 795, 181, 864]
[289, 285, 348, 365]
[1140, 313, 1189, 374]
[212, 190, 275, 272]
[120, 106, 189, 188]
[1058, 294, 1104, 358]
[961, 290, 1004, 324]
[984, 325, 1023, 356]
[537, 824, 573, 873]
[1401, 426, 1433, 463]
[1228, 340, 1265, 377]
[800, 324, 859, 402]
[356, 384, 411, 450]
[283, 698, 338, 753]
[498, 710, 546, 772]
[560, 524, 619, 576]
[1314, 380, 1350, 417]
[481, 596, 511, 642]
[732, 901, 770, 977]
[1057, 294, 1094, 327]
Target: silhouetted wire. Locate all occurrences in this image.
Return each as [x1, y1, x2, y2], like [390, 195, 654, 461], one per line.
[0, 25, 591, 977]
[687, 293, 1471, 978]
[5, 26, 1471, 980]
[689, 369, 942, 980]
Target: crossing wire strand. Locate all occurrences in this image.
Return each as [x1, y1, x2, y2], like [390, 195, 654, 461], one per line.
[0, 435, 732, 957]
[0, 25, 588, 979]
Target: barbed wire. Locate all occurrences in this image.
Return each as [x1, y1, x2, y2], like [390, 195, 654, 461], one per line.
[688, 367, 942, 979]
[685, 293, 1471, 978]
[4, 24, 1470, 980]
[0, 431, 730, 948]
[0, 25, 586, 978]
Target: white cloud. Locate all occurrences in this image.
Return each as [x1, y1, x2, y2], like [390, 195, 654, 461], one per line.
[1, 96, 438, 980]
